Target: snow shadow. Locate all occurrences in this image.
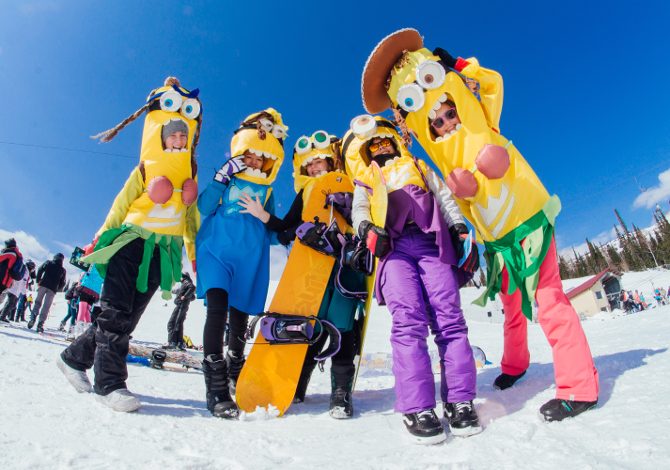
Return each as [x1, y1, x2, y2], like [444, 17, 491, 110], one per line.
[134, 393, 210, 418]
[475, 348, 667, 422]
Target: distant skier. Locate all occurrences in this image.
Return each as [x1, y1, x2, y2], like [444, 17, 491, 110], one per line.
[165, 272, 196, 349]
[28, 253, 66, 333]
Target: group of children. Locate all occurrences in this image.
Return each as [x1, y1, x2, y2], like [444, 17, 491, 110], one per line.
[54, 29, 600, 446]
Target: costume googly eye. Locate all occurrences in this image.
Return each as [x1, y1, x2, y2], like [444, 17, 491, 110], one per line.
[312, 130, 330, 149]
[180, 99, 201, 120]
[272, 124, 287, 139]
[259, 118, 274, 132]
[396, 84, 425, 113]
[350, 115, 377, 139]
[295, 136, 311, 155]
[160, 91, 183, 112]
[416, 61, 446, 90]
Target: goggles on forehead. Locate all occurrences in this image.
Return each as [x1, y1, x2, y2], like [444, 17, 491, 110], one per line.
[233, 120, 288, 141]
[294, 130, 331, 155]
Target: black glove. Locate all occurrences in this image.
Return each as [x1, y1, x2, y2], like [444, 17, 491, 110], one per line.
[359, 220, 391, 258]
[277, 228, 296, 246]
[433, 47, 458, 69]
[450, 223, 480, 273]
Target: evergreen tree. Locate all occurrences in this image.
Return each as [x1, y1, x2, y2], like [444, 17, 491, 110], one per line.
[605, 243, 624, 271]
[558, 255, 571, 279]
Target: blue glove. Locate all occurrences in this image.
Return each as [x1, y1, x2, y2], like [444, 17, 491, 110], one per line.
[214, 156, 246, 184]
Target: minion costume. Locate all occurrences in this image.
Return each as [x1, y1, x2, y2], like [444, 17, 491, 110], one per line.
[343, 115, 478, 422]
[61, 77, 201, 399]
[195, 109, 286, 418]
[262, 130, 364, 413]
[361, 29, 598, 417]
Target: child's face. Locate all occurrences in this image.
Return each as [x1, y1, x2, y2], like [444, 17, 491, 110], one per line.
[243, 151, 265, 170]
[430, 102, 461, 137]
[305, 158, 331, 177]
[164, 131, 188, 151]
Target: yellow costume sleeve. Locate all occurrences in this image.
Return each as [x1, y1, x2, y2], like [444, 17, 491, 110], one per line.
[183, 196, 200, 262]
[461, 58, 504, 132]
[96, 167, 144, 237]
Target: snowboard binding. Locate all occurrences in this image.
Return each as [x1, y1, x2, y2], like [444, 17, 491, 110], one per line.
[246, 313, 342, 362]
[150, 349, 167, 369]
[296, 217, 343, 257]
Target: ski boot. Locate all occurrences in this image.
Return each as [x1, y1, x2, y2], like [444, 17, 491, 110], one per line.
[202, 354, 239, 419]
[27, 317, 35, 329]
[162, 342, 179, 350]
[403, 409, 446, 445]
[329, 370, 354, 419]
[65, 325, 75, 341]
[58, 321, 66, 332]
[444, 401, 482, 437]
[176, 341, 187, 351]
[36, 322, 45, 334]
[539, 398, 598, 422]
[493, 370, 526, 390]
[225, 349, 245, 397]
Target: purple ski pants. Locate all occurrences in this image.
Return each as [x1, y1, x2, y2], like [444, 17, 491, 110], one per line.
[380, 227, 476, 413]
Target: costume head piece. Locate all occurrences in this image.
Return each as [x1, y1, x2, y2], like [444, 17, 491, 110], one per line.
[230, 108, 287, 186]
[341, 115, 411, 180]
[292, 130, 344, 192]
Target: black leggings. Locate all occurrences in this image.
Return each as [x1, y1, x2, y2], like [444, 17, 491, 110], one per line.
[203, 288, 249, 357]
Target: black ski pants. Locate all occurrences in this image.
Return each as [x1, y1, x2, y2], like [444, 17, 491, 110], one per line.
[0, 292, 18, 321]
[167, 301, 191, 344]
[62, 237, 161, 395]
[203, 288, 249, 357]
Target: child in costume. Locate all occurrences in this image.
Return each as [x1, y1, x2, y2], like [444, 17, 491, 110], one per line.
[57, 77, 201, 412]
[238, 130, 365, 419]
[196, 109, 287, 419]
[342, 115, 481, 444]
[360, 29, 599, 422]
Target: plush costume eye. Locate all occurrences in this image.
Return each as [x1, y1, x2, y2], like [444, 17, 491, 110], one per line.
[396, 84, 425, 113]
[272, 124, 287, 139]
[350, 114, 377, 139]
[416, 60, 446, 90]
[180, 99, 201, 120]
[259, 118, 274, 132]
[312, 130, 330, 149]
[160, 91, 183, 112]
[295, 136, 312, 155]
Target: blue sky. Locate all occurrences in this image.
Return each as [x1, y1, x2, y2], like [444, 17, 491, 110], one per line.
[1, 0, 670, 265]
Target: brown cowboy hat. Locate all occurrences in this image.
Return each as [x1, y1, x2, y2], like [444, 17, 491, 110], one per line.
[361, 28, 423, 114]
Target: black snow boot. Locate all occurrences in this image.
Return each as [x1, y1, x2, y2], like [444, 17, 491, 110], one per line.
[539, 398, 598, 422]
[444, 401, 482, 436]
[36, 322, 45, 334]
[27, 317, 35, 329]
[329, 370, 354, 419]
[225, 349, 246, 396]
[493, 370, 526, 390]
[202, 354, 239, 420]
[403, 409, 446, 445]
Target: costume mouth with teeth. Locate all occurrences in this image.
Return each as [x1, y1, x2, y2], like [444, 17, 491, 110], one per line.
[292, 130, 345, 193]
[230, 108, 287, 186]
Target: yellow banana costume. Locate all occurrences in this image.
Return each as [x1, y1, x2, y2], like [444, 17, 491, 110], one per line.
[361, 29, 560, 318]
[84, 77, 201, 299]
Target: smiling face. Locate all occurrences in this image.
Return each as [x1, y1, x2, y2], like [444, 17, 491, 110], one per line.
[305, 158, 332, 177]
[243, 150, 265, 170]
[164, 131, 188, 151]
[429, 102, 461, 137]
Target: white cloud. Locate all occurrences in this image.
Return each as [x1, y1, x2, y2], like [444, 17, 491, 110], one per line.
[633, 167, 670, 209]
[0, 228, 50, 262]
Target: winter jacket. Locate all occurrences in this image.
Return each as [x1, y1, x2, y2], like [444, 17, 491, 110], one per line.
[0, 247, 23, 291]
[7, 270, 30, 297]
[36, 259, 67, 293]
[174, 279, 196, 306]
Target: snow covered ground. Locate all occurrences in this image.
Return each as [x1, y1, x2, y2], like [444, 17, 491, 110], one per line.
[1, 270, 669, 469]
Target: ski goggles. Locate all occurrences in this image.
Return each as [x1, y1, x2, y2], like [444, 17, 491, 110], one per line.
[367, 138, 394, 153]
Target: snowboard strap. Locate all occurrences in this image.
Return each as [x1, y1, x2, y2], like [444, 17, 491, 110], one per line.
[245, 313, 341, 362]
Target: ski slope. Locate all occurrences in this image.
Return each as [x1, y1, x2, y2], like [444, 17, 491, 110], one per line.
[1, 270, 669, 469]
